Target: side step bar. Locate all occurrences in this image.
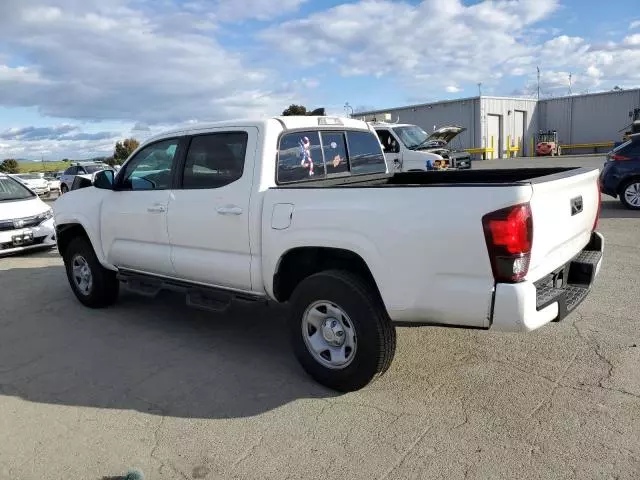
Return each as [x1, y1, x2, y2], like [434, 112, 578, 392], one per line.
[117, 270, 265, 313]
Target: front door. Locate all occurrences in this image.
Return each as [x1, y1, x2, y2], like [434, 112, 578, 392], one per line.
[375, 129, 402, 172]
[167, 128, 257, 291]
[100, 137, 182, 276]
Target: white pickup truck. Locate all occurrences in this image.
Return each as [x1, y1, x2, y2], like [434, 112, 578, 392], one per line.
[53, 116, 604, 391]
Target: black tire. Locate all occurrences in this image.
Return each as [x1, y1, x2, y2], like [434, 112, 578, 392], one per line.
[63, 236, 119, 308]
[289, 270, 396, 392]
[619, 179, 640, 210]
[60, 183, 68, 194]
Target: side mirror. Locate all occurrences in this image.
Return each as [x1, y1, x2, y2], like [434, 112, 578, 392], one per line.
[93, 169, 115, 190]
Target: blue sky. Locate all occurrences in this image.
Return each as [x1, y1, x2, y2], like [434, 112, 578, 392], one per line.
[0, 0, 638, 159]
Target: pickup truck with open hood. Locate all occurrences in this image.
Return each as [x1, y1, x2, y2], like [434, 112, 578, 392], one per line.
[372, 122, 472, 171]
[53, 116, 604, 391]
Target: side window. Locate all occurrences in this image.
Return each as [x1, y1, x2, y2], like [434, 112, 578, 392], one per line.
[121, 138, 179, 191]
[277, 131, 323, 183]
[64, 167, 76, 175]
[182, 132, 248, 189]
[320, 132, 349, 176]
[77, 167, 86, 174]
[346, 131, 387, 175]
[376, 129, 399, 153]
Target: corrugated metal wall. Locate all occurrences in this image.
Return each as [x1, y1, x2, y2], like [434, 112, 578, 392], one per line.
[480, 97, 539, 157]
[356, 88, 640, 158]
[539, 89, 640, 145]
[356, 98, 479, 149]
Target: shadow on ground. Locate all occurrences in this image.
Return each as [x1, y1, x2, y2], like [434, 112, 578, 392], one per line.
[0, 264, 336, 420]
[599, 198, 640, 219]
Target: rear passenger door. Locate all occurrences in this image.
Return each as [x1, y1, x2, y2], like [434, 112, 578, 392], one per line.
[167, 128, 257, 291]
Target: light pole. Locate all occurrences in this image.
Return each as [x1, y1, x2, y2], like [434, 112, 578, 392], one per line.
[344, 102, 354, 118]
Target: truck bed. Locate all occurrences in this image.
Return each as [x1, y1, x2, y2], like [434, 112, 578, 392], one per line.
[274, 167, 583, 188]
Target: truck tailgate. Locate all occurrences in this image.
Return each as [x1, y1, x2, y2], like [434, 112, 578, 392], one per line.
[527, 168, 600, 280]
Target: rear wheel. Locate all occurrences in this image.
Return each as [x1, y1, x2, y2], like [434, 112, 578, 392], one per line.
[63, 237, 119, 308]
[620, 179, 640, 210]
[289, 270, 396, 392]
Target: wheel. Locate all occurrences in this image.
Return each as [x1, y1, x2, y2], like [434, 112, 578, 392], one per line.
[556, 146, 562, 156]
[289, 270, 396, 392]
[619, 179, 640, 210]
[60, 183, 69, 194]
[63, 236, 119, 308]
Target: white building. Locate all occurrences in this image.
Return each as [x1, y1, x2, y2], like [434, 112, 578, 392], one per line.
[355, 88, 640, 158]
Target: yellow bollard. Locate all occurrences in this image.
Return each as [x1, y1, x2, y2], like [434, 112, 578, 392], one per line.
[531, 136, 535, 157]
[491, 136, 494, 159]
[507, 135, 511, 158]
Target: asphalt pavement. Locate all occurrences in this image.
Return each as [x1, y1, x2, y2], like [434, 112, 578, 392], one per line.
[2, 155, 640, 479]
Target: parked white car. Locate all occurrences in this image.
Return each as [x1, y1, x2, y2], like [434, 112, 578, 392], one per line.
[0, 173, 56, 256]
[53, 116, 604, 391]
[59, 163, 111, 194]
[11, 173, 51, 197]
[44, 175, 61, 192]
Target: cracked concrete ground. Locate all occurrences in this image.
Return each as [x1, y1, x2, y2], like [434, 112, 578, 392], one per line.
[1, 156, 639, 480]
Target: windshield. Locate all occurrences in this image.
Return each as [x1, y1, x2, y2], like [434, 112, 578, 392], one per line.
[84, 165, 106, 174]
[16, 174, 41, 180]
[393, 126, 430, 149]
[0, 175, 36, 201]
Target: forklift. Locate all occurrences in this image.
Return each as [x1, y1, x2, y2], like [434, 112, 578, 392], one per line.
[535, 130, 561, 156]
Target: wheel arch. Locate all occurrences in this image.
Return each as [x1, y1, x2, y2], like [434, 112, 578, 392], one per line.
[55, 219, 110, 268]
[272, 246, 383, 304]
[617, 174, 640, 194]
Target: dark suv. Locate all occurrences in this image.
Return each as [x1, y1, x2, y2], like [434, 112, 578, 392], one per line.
[600, 134, 640, 210]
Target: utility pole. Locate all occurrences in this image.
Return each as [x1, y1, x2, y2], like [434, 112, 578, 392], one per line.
[477, 83, 482, 96]
[536, 66, 540, 101]
[568, 73, 572, 95]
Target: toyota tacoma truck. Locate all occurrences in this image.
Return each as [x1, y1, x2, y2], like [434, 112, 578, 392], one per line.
[53, 116, 604, 392]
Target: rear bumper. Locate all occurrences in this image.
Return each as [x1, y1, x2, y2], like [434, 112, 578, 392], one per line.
[490, 231, 604, 332]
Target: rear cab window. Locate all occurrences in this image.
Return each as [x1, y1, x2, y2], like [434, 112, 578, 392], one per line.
[276, 129, 386, 184]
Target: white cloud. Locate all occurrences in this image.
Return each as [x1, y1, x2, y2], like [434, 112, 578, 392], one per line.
[0, 0, 312, 128]
[445, 85, 461, 93]
[261, 0, 561, 92]
[624, 34, 640, 45]
[630, 20, 640, 30]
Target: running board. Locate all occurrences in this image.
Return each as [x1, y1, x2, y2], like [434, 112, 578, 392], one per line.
[117, 270, 264, 313]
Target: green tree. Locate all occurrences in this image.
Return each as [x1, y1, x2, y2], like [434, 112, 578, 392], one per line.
[62, 158, 69, 162]
[282, 104, 308, 116]
[113, 138, 140, 164]
[0, 159, 19, 174]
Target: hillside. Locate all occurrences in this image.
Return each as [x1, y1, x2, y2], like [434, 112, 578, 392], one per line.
[17, 160, 70, 174]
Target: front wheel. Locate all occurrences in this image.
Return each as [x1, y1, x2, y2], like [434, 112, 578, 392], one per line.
[289, 270, 396, 392]
[620, 179, 640, 210]
[60, 183, 69, 194]
[63, 237, 119, 308]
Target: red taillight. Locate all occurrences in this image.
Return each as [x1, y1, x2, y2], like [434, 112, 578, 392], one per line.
[482, 203, 533, 283]
[610, 154, 631, 161]
[593, 182, 601, 231]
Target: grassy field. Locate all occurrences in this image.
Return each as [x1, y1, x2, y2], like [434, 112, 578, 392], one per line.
[17, 161, 69, 174]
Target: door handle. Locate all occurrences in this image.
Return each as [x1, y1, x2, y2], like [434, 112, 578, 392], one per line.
[216, 205, 243, 215]
[147, 205, 167, 213]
